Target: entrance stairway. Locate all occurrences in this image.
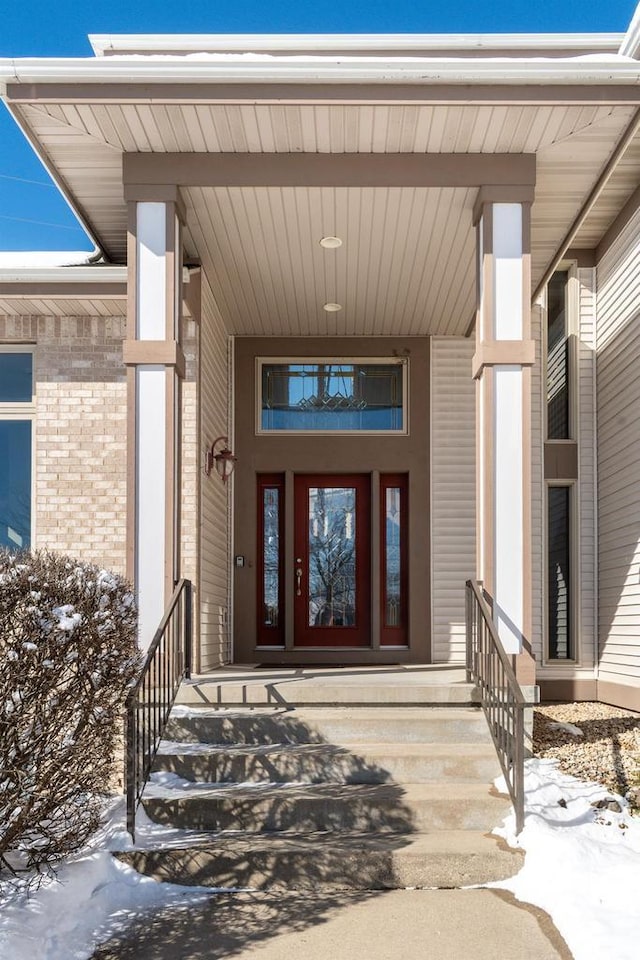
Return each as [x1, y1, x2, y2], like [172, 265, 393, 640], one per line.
[120, 667, 522, 890]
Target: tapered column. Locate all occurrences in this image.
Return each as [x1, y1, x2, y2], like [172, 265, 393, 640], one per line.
[124, 191, 186, 648]
[473, 194, 535, 684]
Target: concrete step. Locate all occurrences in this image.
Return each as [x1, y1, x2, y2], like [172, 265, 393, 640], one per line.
[176, 676, 479, 708]
[163, 707, 491, 746]
[152, 741, 501, 785]
[141, 781, 510, 833]
[118, 830, 522, 890]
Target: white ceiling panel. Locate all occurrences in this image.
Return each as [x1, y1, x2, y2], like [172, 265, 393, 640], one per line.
[12, 98, 640, 333]
[184, 185, 476, 336]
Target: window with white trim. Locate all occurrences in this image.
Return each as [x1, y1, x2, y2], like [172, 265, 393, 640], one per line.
[0, 348, 34, 551]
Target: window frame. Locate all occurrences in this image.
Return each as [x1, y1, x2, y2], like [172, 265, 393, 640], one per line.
[0, 345, 36, 551]
[543, 479, 580, 665]
[256, 473, 285, 648]
[255, 356, 409, 436]
[379, 473, 409, 648]
[543, 266, 579, 443]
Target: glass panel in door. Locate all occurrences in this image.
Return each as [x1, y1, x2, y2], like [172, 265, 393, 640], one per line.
[308, 486, 357, 627]
[294, 474, 370, 647]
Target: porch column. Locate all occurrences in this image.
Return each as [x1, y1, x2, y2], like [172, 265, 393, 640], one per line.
[124, 190, 186, 648]
[473, 192, 536, 684]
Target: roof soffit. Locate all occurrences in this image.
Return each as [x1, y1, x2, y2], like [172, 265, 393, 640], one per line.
[4, 91, 640, 329]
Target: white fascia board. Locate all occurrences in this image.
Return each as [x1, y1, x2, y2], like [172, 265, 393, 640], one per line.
[89, 32, 625, 57]
[620, 7, 640, 58]
[2, 54, 640, 87]
[0, 264, 127, 282]
[0, 251, 94, 267]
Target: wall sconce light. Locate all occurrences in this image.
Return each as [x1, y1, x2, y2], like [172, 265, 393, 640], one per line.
[205, 436, 237, 483]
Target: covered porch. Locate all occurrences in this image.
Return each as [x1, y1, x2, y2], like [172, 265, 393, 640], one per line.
[4, 34, 640, 682]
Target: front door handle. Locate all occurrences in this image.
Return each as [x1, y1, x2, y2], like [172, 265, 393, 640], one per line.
[295, 558, 303, 597]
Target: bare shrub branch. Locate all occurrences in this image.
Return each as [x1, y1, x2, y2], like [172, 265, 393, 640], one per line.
[0, 549, 141, 886]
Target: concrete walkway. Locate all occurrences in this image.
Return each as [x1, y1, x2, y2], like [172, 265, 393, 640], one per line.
[92, 888, 572, 960]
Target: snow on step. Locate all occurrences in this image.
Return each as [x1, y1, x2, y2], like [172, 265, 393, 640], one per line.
[118, 830, 522, 891]
[129, 684, 520, 890]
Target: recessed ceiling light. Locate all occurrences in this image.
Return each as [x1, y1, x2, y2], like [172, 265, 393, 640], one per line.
[323, 302, 342, 313]
[319, 236, 343, 249]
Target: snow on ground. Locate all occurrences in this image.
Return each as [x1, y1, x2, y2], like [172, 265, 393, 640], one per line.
[0, 798, 230, 960]
[3, 759, 640, 959]
[492, 758, 640, 960]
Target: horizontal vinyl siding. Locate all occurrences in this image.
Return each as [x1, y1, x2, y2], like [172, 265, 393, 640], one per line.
[577, 267, 597, 668]
[199, 273, 231, 670]
[431, 336, 475, 663]
[531, 303, 544, 662]
[596, 208, 640, 684]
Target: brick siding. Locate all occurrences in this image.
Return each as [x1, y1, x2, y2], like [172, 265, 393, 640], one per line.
[1, 313, 198, 588]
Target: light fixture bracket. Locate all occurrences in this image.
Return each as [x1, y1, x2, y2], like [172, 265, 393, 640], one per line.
[204, 436, 237, 483]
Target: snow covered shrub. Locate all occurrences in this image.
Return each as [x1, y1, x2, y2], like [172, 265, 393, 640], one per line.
[0, 550, 140, 881]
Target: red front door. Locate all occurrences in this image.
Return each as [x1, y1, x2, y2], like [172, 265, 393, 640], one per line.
[293, 474, 371, 647]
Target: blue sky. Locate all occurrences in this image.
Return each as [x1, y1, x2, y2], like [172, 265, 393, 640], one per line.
[0, 0, 637, 252]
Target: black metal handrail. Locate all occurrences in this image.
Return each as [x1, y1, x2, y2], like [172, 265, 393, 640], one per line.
[465, 579, 525, 834]
[125, 578, 192, 841]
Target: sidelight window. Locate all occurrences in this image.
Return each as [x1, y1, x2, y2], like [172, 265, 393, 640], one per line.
[257, 474, 285, 646]
[380, 473, 408, 646]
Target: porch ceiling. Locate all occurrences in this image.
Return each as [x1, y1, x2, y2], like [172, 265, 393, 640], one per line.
[6, 97, 640, 331]
[184, 185, 476, 336]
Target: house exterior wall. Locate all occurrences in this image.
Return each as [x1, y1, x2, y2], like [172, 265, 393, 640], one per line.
[531, 301, 544, 663]
[0, 311, 199, 641]
[199, 274, 231, 670]
[430, 335, 475, 663]
[577, 266, 598, 672]
[595, 207, 640, 708]
[536, 266, 599, 695]
[0, 314, 128, 574]
[232, 335, 431, 664]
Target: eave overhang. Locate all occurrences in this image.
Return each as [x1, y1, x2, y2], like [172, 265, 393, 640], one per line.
[3, 34, 640, 330]
[3, 54, 640, 90]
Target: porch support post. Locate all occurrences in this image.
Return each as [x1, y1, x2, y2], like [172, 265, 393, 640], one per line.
[473, 194, 535, 685]
[125, 192, 185, 648]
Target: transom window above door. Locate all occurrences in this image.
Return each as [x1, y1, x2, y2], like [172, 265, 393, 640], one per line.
[257, 358, 408, 434]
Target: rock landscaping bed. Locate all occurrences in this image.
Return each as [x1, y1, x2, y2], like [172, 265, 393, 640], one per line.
[534, 702, 640, 813]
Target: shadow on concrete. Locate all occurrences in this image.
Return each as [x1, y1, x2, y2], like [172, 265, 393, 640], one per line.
[88, 890, 398, 960]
